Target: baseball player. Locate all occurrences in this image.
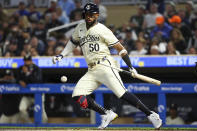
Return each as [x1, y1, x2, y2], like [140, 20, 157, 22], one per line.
[52, 3, 162, 129]
[18, 55, 48, 123]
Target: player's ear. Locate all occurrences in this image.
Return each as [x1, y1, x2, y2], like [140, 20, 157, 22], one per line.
[95, 13, 99, 18]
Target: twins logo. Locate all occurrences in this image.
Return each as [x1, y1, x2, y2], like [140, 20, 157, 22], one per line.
[86, 5, 90, 10]
[194, 85, 197, 93]
[158, 105, 165, 113]
[0, 86, 5, 93]
[60, 85, 66, 92]
[60, 85, 74, 92]
[34, 105, 41, 112]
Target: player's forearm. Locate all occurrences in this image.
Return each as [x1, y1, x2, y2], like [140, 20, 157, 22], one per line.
[122, 54, 133, 69]
[113, 43, 133, 69]
[60, 40, 75, 57]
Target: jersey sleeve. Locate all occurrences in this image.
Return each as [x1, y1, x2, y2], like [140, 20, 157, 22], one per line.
[71, 24, 80, 46]
[100, 25, 119, 47]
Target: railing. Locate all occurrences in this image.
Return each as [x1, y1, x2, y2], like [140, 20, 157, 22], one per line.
[0, 55, 197, 69]
[1, 83, 197, 128]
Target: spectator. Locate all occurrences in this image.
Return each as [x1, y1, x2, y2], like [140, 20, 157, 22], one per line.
[166, 103, 185, 125]
[56, 33, 69, 47]
[149, 45, 160, 55]
[188, 47, 197, 54]
[18, 27, 31, 52]
[170, 28, 187, 54]
[129, 40, 147, 55]
[4, 23, 20, 54]
[94, 0, 107, 24]
[168, 15, 192, 43]
[32, 20, 47, 43]
[116, 22, 129, 40]
[190, 5, 197, 31]
[178, 9, 189, 25]
[187, 29, 197, 52]
[56, 7, 70, 24]
[55, 45, 64, 55]
[45, 37, 57, 56]
[150, 16, 172, 41]
[166, 41, 180, 55]
[4, 40, 20, 57]
[122, 27, 135, 53]
[29, 36, 45, 55]
[164, 2, 177, 19]
[149, 36, 167, 54]
[58, 0, 76, 17]
[14, 1, 29, 17]
[185, 1, 194, 20]
[46, 47, 55, 56]
[143, 4, 162, 30]
[129, 5, 145, 35]
[0, 70, 21, 123]
[69, 0, 83, 22]
[0, 3, 9, 23]
[0, 27, 4, 56]
[146, 0, 165, 14]
[28, 4, 41, 22]
[46, 12, 64, 29]
[20, 43, 32, 57]
[30, 48, 39, 56]
[17, 55, 48, 123]
[44, 0, 57, 17]
[138, 31, 150, 47]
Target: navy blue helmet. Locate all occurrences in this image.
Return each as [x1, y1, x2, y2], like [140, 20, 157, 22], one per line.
[83, 2, 99, 14]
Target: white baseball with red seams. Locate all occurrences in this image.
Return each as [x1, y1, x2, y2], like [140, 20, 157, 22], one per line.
[61, 76, 67, 82]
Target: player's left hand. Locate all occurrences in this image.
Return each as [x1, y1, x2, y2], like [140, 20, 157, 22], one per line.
[52, 54, 63, 64]
[130, 67, 138, 78]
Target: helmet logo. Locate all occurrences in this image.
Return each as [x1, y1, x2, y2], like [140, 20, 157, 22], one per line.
[86, 5, 90, 10]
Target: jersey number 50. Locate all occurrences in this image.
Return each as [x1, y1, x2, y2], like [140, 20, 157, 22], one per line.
[89, 43, 99, 52]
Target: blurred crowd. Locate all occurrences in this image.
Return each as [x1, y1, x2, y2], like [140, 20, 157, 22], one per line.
[0, 0, 197, 58]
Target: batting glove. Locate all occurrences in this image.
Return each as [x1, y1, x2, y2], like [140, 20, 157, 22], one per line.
[52, 54, 63, 64]
[129, 67, 138, 78]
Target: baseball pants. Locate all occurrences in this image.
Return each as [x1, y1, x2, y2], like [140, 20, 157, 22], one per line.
[72, 56, 127, 98]
[19, 94, 48, 123]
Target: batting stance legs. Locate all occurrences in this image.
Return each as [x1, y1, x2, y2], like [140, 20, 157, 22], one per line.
[72, 57, 161, 129]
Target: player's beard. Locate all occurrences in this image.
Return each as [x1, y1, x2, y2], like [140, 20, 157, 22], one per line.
[86, 18, 97, 28]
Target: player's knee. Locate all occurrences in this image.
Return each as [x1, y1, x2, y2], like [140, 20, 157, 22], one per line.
[19, 106, 27, 112]
[73, 95, 88, 109]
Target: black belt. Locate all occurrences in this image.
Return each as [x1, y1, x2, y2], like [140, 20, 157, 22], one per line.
[88, 56, 107, 68]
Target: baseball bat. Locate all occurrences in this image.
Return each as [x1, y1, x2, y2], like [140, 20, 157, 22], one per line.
[99, 63, 161, 86]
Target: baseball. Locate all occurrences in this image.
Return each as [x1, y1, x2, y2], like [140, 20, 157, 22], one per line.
[61, 76, 67, 82]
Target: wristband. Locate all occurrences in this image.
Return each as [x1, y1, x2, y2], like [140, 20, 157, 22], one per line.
[58, 54, 63, 58]
[119, 49, 127, 56]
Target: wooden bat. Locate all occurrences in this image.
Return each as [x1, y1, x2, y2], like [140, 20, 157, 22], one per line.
[99, 63, 161, 86]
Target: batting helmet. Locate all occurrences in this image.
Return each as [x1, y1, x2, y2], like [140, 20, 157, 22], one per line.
[83, 2, 99, 14]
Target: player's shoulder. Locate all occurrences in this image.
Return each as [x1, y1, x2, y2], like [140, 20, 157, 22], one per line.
[97, 23, 108, 29]
[77, 21, 86, 28]
[95, 23, 111, 32]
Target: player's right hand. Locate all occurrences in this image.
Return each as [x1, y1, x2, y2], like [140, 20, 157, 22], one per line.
[130, 67, 138, 78]
[52, 54, 63, 64]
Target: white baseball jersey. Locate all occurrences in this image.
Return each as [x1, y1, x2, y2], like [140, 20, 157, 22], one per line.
[71, 22, 119, 64]
[72, 22, 127, 98]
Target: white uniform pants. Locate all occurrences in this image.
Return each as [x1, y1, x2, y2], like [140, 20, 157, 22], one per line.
[0, 113, 20, 123]
[19, 94, 48, 123]
[72, 56, 127, 98]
